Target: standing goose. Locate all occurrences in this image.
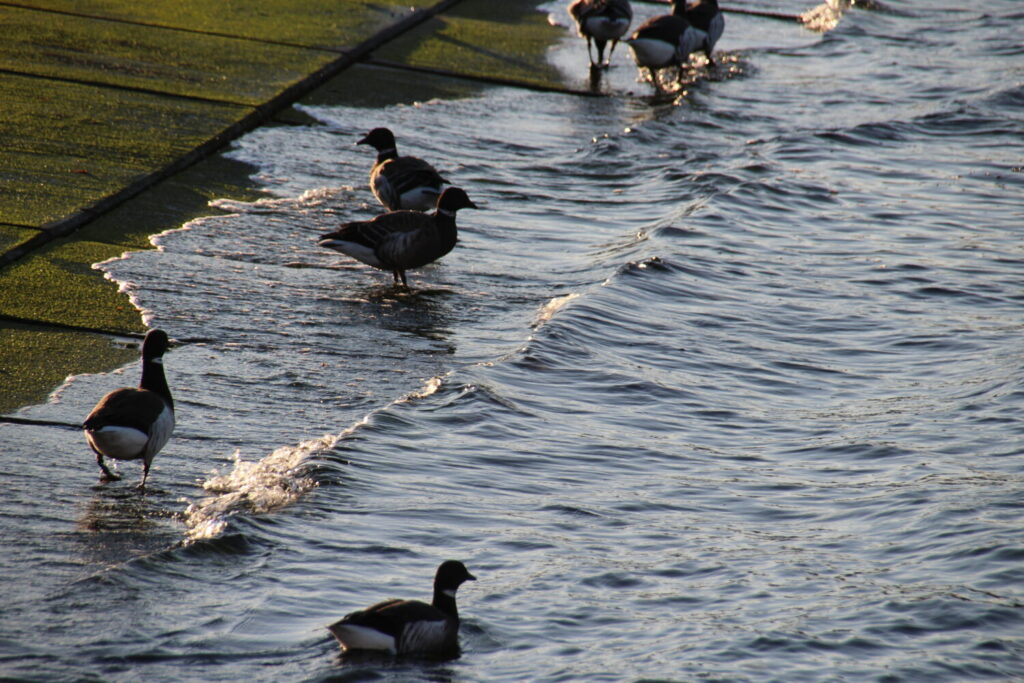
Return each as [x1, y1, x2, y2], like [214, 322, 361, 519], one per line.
[357, 127, 448, 212]
[568, 0, 633, 68]
[318, 186, 477, 287]
[625, 10, 693, 92]
[626, 0, 713, 92]
[683, 0, 724, 67]
[83, 329, 174, 488]
[328, 560, 477, 656]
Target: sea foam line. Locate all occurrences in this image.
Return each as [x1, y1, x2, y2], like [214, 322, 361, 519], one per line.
[182, 374, 447, 542]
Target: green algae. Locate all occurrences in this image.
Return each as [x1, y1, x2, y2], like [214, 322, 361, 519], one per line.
[0, 324, 139, 414]
[10, 0, 439, 49]
[76, 153, 263, 250]
[300, 61, 480, 108]
[0, 238, 145, 334]
[1, 5, 337, 106]
[0, 72, 249, 228]
[0, 226, 41, 255]
[375, 1, 565, 90]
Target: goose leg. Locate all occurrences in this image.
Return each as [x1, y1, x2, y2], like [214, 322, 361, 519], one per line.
[139, 461, 150, 490]
[648, 66, 661, 92]
[586, 36, 596, 67]
[606, 39, 619, 67]
[95, 451, 121, 482]
[398, 270, 409, 288]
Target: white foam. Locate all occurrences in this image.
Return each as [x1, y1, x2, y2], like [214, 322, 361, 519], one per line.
[405, 375, 445, 401]
[182, 377, 451, 542]
[209, 185, 355, 214]
[533, 293, 580, 328]
[183, 435, 333, 542]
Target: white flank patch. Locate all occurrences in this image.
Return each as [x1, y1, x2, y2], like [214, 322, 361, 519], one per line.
[144, 405, 175, 463]
[628, 38, 677, 68]
[330, 624, 397, 653]
[85, 425, 148, 460]
[584, 16, 630, 41]
[399, 187, 442, 212]
[319, 240, 384, 269]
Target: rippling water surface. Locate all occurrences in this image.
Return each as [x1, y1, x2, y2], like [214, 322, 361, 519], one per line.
[3, 1, 1023, 680]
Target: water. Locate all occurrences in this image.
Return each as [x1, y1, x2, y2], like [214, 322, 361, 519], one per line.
[3, 1, 1023, 679]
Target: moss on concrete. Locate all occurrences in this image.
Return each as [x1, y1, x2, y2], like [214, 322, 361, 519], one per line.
[0, 226, 42, 255]
[0, 324, 138, 414]
[0, 72, 249, 228]
[1, 5, 337, 105]
[300, 61, 481, 108]
[375, 1, 565, 89]
[0, 238, 145, 334]
[11, 0, 438, 48]
[76, 153, 263, 250]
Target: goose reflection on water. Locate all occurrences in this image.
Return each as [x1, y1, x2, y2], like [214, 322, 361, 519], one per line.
[74, 486, 180, 566]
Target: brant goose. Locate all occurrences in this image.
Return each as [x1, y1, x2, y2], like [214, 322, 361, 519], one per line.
[568, 0, 633, 68]
[357, 127, 449, 212]
[318, 186, 477, 287]
[328, 560, 477, 656]
[83, 329, 174, 488]
[626, 9, 694, 92]
[683, 0, 724, 67]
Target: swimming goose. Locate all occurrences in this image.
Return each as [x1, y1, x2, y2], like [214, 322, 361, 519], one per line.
[357, 127, 448, 212]
[328, 560, 477, 656]
[83, 329, 174, 488]
[568, 0, 633, 68]
[318, 187, 477, 287]
[683, 0, 724, 67]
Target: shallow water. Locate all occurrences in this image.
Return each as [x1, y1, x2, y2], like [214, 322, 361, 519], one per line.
[3, 1, 1023, 680]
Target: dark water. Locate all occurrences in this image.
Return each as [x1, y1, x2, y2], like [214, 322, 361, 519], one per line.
[3, 1, 1023, 680]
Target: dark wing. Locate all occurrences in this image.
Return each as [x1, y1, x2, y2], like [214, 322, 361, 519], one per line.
[334, 599, 442, 637]
[568, 0, 594, 24]
[380, 157, 447, 195]
[632, 14, 688, 42]
[83, 388, 167, 434]
[608, 0, 632, 21]
[705, 11, 724, 51]
[375, 219, 456, 272]
[320, 211, 428, 250]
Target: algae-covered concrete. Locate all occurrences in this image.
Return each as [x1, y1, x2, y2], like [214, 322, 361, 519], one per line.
[0, 324, 140, 414]
[375, 2, 565, 88]
[1, 71, 250, 228]
[0, 0, 570, 414]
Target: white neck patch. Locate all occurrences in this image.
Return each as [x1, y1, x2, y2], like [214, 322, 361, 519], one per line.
[442, 588, 457, 598]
